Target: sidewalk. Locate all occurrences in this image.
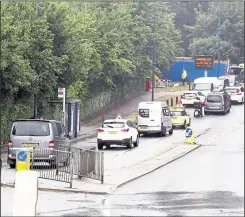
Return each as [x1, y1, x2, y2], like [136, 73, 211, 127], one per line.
[71, 89, 185, 144]
[1, 143, 200, 195]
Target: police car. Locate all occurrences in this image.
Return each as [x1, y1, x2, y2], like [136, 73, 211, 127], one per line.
[97, 115, 139, 150]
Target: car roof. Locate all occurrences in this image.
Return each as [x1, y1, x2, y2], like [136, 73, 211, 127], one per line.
[13, 119, 61, 123]
[170, 108, 185, 112]
[183, 90, 199, 94]
[104, 119, 127, 123]
[225, 86, 241, 89]
[208, 92, 224, 96]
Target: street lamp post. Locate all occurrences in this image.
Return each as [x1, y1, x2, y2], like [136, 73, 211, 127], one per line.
[151, 1, 156, 101]
[33, 0, 39, 119]
[217, 3, 221, 78]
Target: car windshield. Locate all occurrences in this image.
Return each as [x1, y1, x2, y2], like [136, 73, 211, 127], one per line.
[225, 89, 239, 93]
[103, 122, 125, 128]
[183, 93, 197, 98]
[171, 111, 183, 116]
[193, 83, 211, 90]
[12, 121, 50, 136]
[207, 95, 222, 103]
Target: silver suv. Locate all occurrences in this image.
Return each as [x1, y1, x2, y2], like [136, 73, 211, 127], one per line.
[7, 119, 70, 168]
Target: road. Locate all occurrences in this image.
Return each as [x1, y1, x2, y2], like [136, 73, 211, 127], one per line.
[1, 104, 244, 216]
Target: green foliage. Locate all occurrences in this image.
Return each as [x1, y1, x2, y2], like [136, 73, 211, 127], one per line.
[1, 1, 183, 143]
[185, 1, 244, 63]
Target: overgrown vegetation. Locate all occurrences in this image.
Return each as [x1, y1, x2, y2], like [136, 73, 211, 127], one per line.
[0, 1, 244, 144]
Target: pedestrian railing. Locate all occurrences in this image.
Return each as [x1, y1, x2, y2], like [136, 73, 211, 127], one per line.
[31, 147, 73, 188]
[59, 145, 104, 184]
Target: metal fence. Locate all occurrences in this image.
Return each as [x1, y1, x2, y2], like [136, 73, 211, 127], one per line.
[59, 145, 104, 184]
[31, 147, 73, 188]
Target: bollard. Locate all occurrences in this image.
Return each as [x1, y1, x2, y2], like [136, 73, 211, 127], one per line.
[184, 126, 196, 144]
[16, 150, 31, 171]
[176, 96, 178, 105]
[13, 170, 39, 216]
[171, 98, 174, 107]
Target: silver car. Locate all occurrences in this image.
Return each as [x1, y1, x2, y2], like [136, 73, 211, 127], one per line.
[7, 119, 70, 168]
[204, 92, 231, 115]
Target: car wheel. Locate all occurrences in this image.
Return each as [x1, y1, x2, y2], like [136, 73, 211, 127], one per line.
[182, 121, 187, 129]
[160, 126, 167, 137]
[10, 164, 16, 169]
[133, 135, 139, 147]
[169, 126, 173, 135]
[127, 138, 133, 149]
[98, 143, 104, 150]
[241, 98, 244, 104]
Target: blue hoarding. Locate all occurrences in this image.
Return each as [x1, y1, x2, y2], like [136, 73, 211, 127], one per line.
[162, 58, 227, 82]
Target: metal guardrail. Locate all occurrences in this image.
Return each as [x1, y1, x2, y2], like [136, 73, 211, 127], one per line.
[31, 147, 73, 188]
[59, 145, 104, 184]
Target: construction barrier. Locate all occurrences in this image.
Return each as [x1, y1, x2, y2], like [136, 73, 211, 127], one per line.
[13, 170, 39, 216]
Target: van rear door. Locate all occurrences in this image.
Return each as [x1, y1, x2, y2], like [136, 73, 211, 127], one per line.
[10, 120, 51, 149]
[149, 109, 162, 127]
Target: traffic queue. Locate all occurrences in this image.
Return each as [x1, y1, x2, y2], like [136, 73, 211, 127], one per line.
[96, 76, 244, 150]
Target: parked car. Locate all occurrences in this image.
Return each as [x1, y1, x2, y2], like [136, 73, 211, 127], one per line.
[204, 92, 231, 115]
[97, 118, 139, 150]
[181, 90, 205, 106]
[137, 101, 173, 137]
[7, 119, 70, 168]
[170, 107, 191, 129]
[225, 86, 244, 104]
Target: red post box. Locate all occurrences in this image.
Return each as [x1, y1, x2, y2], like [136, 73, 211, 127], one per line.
[146, 78, 151, 91]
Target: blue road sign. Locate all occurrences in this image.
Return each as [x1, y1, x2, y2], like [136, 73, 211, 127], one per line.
[185, 128, 193, 138]
[17, 151, 27, 162]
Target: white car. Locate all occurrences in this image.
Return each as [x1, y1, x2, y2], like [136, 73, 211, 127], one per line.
[97, 118, 139, 150]
[225, 86, 244, 104]
[181, 91, 205, 106]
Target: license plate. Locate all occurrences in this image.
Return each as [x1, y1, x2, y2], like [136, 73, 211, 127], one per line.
[108, 132, 117, 134]
[140, 126, 148, 129]
[23, 143, 37, 147]
[210, 106, 218, 109]
[188, 98, 193, 100]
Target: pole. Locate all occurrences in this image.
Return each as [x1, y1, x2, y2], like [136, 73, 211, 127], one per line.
[217, 3, 221, 78]
[151, 1, 156, 101]
[33, 0, 39, 118]
[34, 94, 38, 119]
[0, 0, 2, 149]
[63, 88, 66, 127]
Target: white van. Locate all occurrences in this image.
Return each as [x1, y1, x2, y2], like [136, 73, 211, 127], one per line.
[192, 77, 219, 96]
[137, 101, 173, 137]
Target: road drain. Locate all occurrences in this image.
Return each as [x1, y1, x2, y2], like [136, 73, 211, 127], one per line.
[195, 128, 211, 138]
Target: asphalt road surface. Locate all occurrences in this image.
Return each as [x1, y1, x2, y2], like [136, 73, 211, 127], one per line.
[1, 104, 244, 216]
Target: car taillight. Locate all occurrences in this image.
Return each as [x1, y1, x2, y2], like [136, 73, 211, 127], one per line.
[237, 92, 242, 95]
[121, 128, 129, 132]
[49, 140, 55, 149]
[98, 129, 104, 133]
[8, 140, 13, 148]
[222, 101, 224, 106]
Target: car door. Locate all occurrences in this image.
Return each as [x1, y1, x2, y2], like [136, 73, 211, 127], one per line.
[223, 94, 229, 111]
[52, 122, 69, 150]
[129, 120, 138, 141]
[163, 108, 171, 130]
[240, 87, 244, 98]
[126, 121, 136, 142]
